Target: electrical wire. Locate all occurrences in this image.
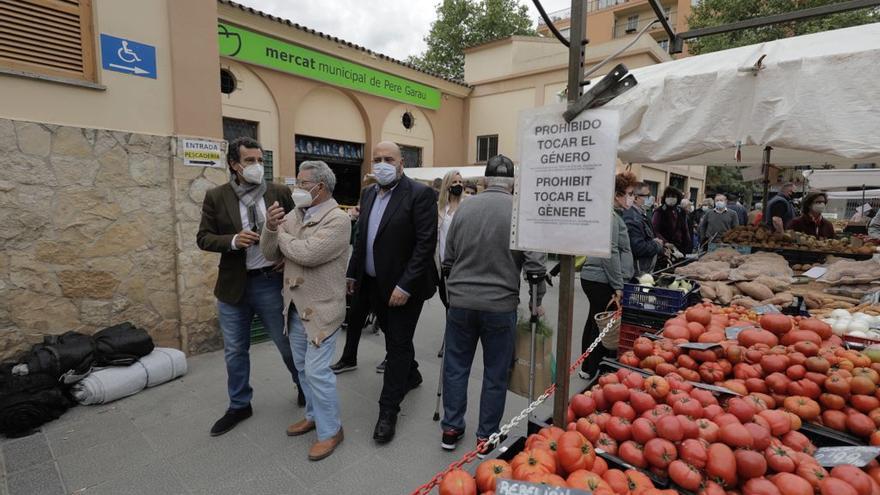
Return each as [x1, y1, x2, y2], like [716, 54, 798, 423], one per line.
[532, 0, 571, 47]
[582, 19, 659, 81]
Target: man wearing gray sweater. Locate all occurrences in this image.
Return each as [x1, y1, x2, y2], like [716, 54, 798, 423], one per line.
[699, 193, 740, 244]
[439, 155, 546, 454]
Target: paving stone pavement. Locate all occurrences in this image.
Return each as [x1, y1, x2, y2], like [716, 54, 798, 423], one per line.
[0, 277, 590, 495]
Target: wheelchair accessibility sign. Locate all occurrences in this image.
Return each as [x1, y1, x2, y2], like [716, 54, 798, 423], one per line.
[100, 34, 157, 79]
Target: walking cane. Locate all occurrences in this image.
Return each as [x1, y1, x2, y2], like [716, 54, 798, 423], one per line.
[433, 264, 452, 421]
[525, 271, 545, 404]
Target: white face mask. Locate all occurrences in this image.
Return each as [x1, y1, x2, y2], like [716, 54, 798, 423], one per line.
[291, 184, 318, 209]
[644, 196, 654, 208]
[372, 162, 398, 186]
[812, 203, 826, 214]
[240, 163, 264, 184]
[625, 195, 634, 208]
[665, 197, 677, 207]
[715, 201, 727, 210]
[702, 205, 709, 211]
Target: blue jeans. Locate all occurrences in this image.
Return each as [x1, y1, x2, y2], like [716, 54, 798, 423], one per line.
[217, 271, 299, 410]
[288, 307, 341, 441]
[441, 307, 517, 439]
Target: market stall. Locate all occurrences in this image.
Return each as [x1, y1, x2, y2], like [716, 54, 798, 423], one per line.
[423, 23, 880, 495]
[804, 169, 880, 234]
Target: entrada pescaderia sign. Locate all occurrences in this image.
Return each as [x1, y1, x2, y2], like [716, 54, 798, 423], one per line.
[218, 22, 442, 110]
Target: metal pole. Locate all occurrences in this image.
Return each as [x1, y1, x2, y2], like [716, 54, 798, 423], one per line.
[528, 281, 538, 403]
[553, 0, 586, 428]
[761, 146, 772, 224]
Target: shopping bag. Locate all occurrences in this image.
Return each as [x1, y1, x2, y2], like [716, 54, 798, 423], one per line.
[508, 315, 556, 399]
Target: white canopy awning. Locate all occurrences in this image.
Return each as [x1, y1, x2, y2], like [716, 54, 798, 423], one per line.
[601, 23, 880, 167]
[825, 189, 880, 200]
[803, 169, 880, 189]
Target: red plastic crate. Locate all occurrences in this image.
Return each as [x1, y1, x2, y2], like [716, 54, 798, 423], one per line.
[618, 321, 655, 354]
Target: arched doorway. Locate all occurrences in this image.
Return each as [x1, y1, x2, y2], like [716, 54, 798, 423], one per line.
[294, 87, 367, 206]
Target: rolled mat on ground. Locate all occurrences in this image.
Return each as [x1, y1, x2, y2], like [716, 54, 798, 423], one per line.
[71, 348, 187, 405]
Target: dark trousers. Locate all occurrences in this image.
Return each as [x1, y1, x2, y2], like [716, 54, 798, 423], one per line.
[360, 276, 424, 414]
[339, 289, 373, 364]
[580, 279, 616, 376]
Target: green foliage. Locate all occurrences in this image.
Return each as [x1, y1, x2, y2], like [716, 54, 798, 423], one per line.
[687, 0, 879, 55]
[407, 0, 537, 80]
[705, 166, 757, 202]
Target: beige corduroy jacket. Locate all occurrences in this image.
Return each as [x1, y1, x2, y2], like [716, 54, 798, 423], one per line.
[260, 198, 351, 345]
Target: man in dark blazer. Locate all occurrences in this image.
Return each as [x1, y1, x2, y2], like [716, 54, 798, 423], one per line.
[346, 141, 438, 444]
[196, 136, 302, 437]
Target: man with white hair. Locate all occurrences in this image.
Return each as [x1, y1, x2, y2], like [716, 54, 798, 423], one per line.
[262, 161, 350, 461]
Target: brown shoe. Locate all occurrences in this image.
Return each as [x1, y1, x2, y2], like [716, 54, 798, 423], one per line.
[286, 419, 316, 436]
[308, 427, 344, 461]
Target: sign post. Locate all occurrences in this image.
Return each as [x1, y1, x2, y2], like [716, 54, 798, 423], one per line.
[554, 0, 586, 429]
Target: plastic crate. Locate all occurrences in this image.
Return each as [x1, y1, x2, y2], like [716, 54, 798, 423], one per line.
[622, 282, 700, 315]
[618, 321, 655, 354]
[843, 334, 880, 348]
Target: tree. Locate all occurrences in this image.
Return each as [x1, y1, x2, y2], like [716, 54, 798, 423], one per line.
[687, 0, 879, 55]
[705, 166, 759, 204]
[407, 0, 536, 80]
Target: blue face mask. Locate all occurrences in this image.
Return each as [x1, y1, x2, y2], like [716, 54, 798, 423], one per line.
[372, 162, 398, 186]
[644, 196, 654, 208]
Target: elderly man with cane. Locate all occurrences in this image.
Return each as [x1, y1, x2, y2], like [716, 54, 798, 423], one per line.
[439, 155, 546, 457]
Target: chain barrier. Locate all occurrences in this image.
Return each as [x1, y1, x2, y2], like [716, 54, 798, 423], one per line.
[409, 309, 621, 495]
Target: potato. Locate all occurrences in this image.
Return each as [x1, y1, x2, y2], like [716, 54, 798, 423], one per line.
[736, 281, 775, 301]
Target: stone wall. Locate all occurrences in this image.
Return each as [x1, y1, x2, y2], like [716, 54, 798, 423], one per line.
[0, 118, 226, 360]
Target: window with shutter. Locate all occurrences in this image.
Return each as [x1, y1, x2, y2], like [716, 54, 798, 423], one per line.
[0, 0, 96, 82]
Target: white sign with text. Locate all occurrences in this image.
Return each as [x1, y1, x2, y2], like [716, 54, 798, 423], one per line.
[512, 105, 619, 257]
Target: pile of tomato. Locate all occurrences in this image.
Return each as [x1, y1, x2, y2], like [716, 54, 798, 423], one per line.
[438, 365, 880, 495]
[616, 303, 880, 442]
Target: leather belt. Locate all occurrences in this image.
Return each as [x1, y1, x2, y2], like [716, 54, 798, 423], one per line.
[246, 266, 276, 277]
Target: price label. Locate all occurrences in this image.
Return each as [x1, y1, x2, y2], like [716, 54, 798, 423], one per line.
[677, 342, 722, 350]
[497, 479, 591, 495]
[691, 381, 741, 396]
[725, 325, 751, 340]
[753, 305, 781, 315]
[813, 446, 880, 467]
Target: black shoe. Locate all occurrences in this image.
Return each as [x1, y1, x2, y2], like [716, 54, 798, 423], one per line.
[441, 428, 465, 450]
[330, 359, 357, 374]
[372, 411, 397, 444]
[476, 434, 508, 459]
[376, 359, 386, 373]
[407, 372, 423, 392]
[210, 405, 253, 436]
[297, 387, 306, 407]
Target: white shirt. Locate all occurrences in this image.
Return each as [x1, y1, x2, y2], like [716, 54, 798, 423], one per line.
[438, 205, 455, 263]
[230, 197, 273, 270]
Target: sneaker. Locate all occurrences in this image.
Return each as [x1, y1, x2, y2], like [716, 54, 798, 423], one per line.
[376, 359, 386, 373]
[330, 359, 357, 374]
[577, 370, 591, 381]
[209, 405, 253, 437]
[441, 428, 465, 450]
[476, 434, 508, 459]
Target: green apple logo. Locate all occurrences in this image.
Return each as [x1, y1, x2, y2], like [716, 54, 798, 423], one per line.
[218, 24, 242, 57]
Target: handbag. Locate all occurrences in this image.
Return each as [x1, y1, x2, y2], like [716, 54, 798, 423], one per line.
[595, 299, 622, 350]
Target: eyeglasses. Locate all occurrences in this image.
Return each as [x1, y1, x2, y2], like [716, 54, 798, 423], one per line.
[637, 193, 651, 198]
[371, 156, 396, 164]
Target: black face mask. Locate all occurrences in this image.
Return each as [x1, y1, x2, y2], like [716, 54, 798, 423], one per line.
[449, 184, 463, 196]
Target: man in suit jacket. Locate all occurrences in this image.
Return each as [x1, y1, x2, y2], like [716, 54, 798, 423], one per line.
[196, 136, 302, 437]
[346, 141, 438, 444]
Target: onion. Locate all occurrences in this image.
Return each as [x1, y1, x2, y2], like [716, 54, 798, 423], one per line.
[850, 330, 869, 338]
[830, 309, 851, 319]
[832, 320, 850, 336]
[853, 312, 872, 322]
[848, 320, 870, 335]
[821, 318, 836, 325]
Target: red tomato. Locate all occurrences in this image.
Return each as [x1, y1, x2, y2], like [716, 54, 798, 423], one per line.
[570, 394, 597, 418]
[629, 390, 657, 415]
[830, 465, 874, 495]
[606, 417, 632, 443]
[672, 397, 703, 418]
[735, 448, 767, 479]
[727, 397, 758, 423]
[797, 462, 829, 489]
[742, 477, 781, 495]
[696, 418, 720, 442]
[656, 415, 683, 442]
[644, 438, 677, 469]
[781, 430, 815, 454]
[631, 418, 657, 445]
[575, 418, 601, 444]
[475, 460, 512, 493]
[764, 445, 797, 473]
[618, 440, 647, 469]
[744, 422, 772, 451]
[678, 438, 708, 469]
[556, 431, 596, 474]
[668, 459, 703, 491]
[439, 469, 477, 495]
[818, 478, 859, 495]
[707, 443, 737, 488]
[611, 401, 636, 422]
[595, 433, 618, 456]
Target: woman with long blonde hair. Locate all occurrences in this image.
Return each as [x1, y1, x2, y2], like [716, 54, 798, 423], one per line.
[436, 170, 464, 308]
